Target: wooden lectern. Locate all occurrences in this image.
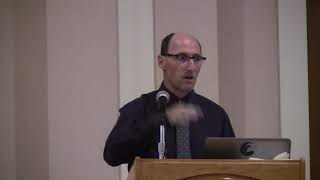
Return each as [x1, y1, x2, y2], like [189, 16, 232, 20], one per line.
[128, 157, 304, 180]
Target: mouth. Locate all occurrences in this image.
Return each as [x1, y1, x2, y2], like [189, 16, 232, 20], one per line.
[183, 75, 195, 81]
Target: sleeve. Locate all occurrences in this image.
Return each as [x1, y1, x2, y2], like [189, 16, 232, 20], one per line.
[103, 102, 155, 167]
[221, 109, 235, 137]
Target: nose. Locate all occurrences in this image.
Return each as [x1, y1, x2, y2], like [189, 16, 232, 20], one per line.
[185, 58, 197, 71]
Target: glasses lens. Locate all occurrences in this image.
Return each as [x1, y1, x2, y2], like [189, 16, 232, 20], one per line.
[176, 53, 189, 63]
[192, 55, 203, 62]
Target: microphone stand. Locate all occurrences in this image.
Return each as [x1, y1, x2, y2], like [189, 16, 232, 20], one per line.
[156, 91, 169, 160]
[158, 113, 166, 159]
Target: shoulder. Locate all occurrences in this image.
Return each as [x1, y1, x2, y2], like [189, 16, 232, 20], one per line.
[192, 92, 226, 113]
[119, 90, 158, 114]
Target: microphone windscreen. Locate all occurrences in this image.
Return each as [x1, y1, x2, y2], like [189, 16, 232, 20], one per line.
[156, 91, 170, 104]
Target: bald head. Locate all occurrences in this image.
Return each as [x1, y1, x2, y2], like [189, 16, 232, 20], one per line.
[160, 32, 202, 55]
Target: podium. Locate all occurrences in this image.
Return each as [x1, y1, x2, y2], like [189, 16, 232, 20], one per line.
[128, 157, 304, 180]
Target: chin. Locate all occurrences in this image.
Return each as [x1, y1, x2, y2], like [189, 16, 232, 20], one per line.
[181, 85, 195, 93]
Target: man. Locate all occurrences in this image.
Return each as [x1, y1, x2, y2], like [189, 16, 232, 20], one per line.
[104, 32, 235, 170]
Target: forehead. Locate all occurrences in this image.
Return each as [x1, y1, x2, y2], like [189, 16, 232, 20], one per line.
[168, 34, 201, 54]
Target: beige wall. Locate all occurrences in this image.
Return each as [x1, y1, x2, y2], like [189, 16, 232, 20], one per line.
[278, 0, 310, 178]
[242, 0, 280, 137]
[218, 0, 280, 137]
[47, 0, 118, 179]
[217, 0, 246, 137]
[118, 0, 155, 104]
[1, 0, 119, 180]
[0, 0, 16, 180]
[14, 0, 49, 179]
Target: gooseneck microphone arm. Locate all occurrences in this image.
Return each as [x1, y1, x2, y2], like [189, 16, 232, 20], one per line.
[156, 91, 170, 159]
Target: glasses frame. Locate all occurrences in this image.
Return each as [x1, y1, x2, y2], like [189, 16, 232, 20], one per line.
[162, 53, 207, 64]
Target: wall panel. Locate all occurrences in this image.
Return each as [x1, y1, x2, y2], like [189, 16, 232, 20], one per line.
[47, 0, 119, 179]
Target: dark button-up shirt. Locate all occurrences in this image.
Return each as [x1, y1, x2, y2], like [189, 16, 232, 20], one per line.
[104, 84, 235, 170]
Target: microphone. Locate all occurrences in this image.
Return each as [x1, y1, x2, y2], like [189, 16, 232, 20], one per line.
[156, 91, 170, 159]
[156, 90, 170, 113]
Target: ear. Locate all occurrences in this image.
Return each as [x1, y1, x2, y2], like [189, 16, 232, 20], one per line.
[158, 55, 166, 70]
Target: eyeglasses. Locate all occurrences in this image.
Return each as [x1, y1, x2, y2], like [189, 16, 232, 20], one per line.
[162, 53, 206, 64]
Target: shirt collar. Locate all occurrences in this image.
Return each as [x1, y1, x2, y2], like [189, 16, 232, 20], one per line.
[159, 82, 194, 104]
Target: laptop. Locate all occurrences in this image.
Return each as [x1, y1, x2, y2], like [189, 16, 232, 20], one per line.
[204, 137, 291, 159]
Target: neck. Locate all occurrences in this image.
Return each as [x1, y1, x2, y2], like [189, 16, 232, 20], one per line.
[162, 80, 190, 99]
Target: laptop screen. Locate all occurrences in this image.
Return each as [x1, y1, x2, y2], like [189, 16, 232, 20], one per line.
[204, 137, 291, 159]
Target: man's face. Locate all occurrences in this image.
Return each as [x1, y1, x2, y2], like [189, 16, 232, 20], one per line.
[158, 33, 203, 97]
